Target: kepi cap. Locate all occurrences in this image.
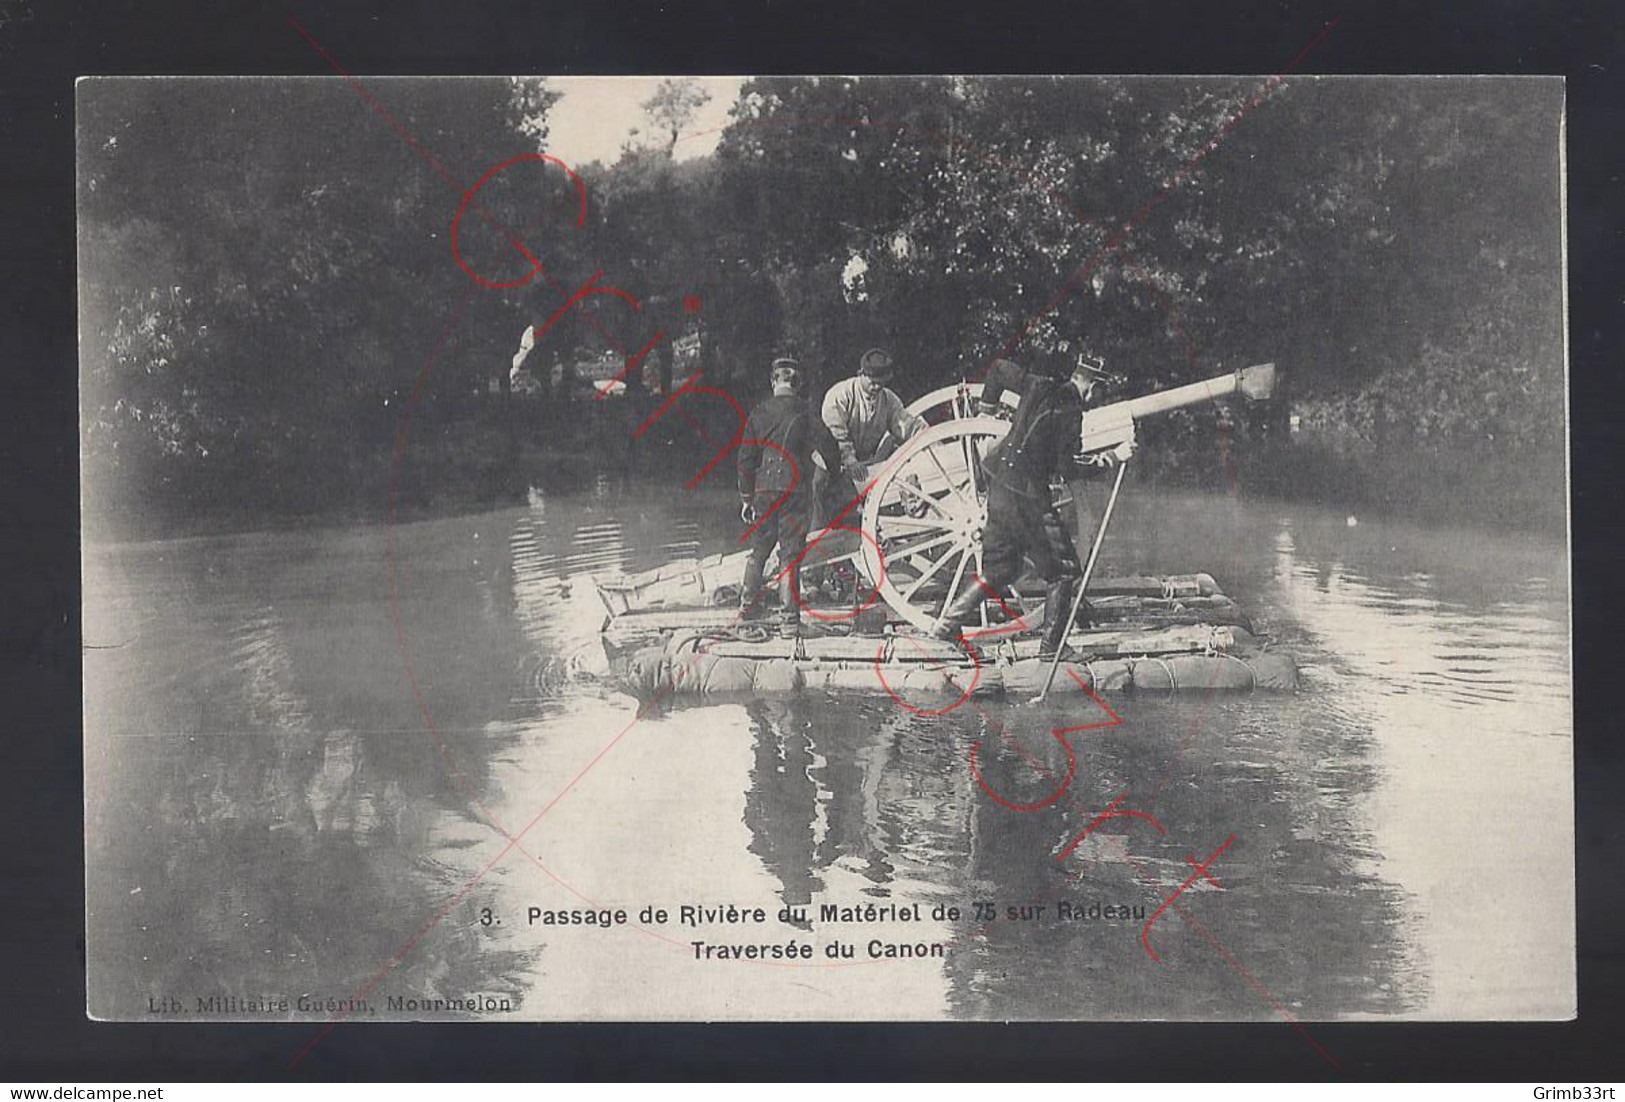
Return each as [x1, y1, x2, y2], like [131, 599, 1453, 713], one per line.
[770, 357, 801, 387]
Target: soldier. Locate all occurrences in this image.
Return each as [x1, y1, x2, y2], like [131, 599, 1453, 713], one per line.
[931, 356, 1134, 660]
[737, 359, 848, 638]
[820, 347, 928, 484]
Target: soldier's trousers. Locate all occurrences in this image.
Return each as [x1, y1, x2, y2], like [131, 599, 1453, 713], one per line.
[740, 490, 812, 630]
[979, 483, 1082, 591]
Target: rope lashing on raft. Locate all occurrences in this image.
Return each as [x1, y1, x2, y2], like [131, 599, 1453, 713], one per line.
[1156, 647, 1273, 692]
[1125, 650, 1260, 694]
[1142, 655, 1179, 696]
[678, 630, 735, 655]
[733, 622, 774, 645]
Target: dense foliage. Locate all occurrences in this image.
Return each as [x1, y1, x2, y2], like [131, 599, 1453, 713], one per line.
[79, 76, 1565, 534]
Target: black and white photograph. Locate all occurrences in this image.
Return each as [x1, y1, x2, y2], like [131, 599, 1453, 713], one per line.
[78, 72, 1571, 1035]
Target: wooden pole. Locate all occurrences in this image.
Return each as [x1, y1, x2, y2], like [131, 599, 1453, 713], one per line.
[1033, 458, 1130, 704]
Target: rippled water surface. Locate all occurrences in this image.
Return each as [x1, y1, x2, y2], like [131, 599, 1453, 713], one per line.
[83, 480, 1572, 1027]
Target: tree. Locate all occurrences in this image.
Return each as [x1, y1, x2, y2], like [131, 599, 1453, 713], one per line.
[640, 78, 712, 156]
[78, 76, 565, 525]
[79, 74, 1565, 529]
[511, 78, 563, 149]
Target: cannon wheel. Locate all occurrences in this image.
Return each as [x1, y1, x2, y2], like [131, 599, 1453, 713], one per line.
[859, 416, 1015, 635]
[902, 381, 1022, 424]
[869, 382, 1022, 462]
[899, 379, 1071, 518]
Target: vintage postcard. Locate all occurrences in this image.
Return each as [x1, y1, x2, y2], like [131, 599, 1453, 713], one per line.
[80, 72, 1571, 1043]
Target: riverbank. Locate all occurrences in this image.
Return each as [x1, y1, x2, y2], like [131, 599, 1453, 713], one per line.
[81, 395, 1568, 545]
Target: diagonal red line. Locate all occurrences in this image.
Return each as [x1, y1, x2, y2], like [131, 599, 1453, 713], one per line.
[280, 14, 1346, 1070]
[255, 43, 781, 1046]
[288, 17, 640, 358]
[966, 677, 1337, 1068]
[286, 16, 537, 277]
[1165, 896, 1342, 1070]
[286, 18, 465, 193]
[960, 572, 1036, 639]
[1145, 656, 1229, 802]
[290, 587, 766, 1070]
[984, 17, 1341, 375]
[1055, 669, 1125, 730]
[288, 686, 662, 1069]
[942, 23, 1343, 1054]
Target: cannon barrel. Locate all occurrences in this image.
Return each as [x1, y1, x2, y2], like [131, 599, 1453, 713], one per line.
[1116, 362, 1276, 419]
[1081, 363, 1276, 450]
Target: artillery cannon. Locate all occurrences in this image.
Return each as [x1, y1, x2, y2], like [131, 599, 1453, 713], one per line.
[593, 364, 1277, 636]
[858, 363, 1277, 633]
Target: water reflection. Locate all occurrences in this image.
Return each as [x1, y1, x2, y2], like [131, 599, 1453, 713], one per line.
[84, 485, 1571, 1023]
[743, 699, 822, 907]
[731, 684, 1419, 1020]
[84, 578, 530, 1019]
[1264, 512, 1572, 1019]
[743, 700, 973, 912]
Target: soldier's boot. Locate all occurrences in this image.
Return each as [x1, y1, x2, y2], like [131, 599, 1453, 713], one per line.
[931, 584, 987, 644]
[738, 548, 772, 621]
[776, 569, 803, 640]
[1039, 578, 1083, 663]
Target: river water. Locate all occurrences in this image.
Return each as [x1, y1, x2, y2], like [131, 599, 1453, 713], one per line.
[83, 479, 1573, 1032]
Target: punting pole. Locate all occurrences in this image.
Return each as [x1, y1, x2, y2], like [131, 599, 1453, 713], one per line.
[1032, 458, 1131, 705]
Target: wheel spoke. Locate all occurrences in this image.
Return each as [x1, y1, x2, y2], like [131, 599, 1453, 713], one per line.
[939, 546, 972, 621]
[863, 417, 1012, 635]
[924, 444, 973, 507]
[975, 547, 989, 628]
[883, 529, 960, 564]
[903, 536, 972, 599]
[875, 513, 942, 532]
[961, 433, 981, 498]
[892, 476, 954, 520]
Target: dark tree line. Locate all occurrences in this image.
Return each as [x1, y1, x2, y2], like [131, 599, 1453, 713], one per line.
[78, 75, 1565, 532]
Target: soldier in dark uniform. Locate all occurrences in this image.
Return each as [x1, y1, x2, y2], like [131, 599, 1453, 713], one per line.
[931, 356, 1133, 659]
[737, 358, 848, 638]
